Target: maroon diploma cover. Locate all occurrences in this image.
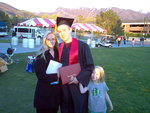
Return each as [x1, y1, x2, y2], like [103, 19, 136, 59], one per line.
[59, 63, 81, 85]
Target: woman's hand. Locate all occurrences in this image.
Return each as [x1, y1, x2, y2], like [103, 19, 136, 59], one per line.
[57, 73, 60, 78]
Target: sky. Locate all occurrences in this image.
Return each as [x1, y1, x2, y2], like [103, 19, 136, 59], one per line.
[1, 0, 150, 13]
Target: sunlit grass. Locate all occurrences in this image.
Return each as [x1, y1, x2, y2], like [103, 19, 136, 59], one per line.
[0, 47, 150, 113]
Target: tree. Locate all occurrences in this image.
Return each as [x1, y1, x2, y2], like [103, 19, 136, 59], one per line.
[9, 15, 23, 27]
[49, 14, 60, 20]
[76, 15, 86, 23]
[0, 10, 11, 29]
[85, 16, 95, 24]
[21, 10, 39, 19]
[96, 10, 124, 36]
[41, 13, 52, 19]
[112, 19, 124, 36]
[40, 14, 60, 20]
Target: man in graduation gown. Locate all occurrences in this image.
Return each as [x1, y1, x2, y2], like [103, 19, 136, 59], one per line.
[56, 17, 94, 113]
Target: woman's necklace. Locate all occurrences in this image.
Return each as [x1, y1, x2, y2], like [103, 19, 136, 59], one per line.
[49, 48, 54, 58]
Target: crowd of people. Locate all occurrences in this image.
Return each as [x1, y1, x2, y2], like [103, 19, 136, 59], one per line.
[116, 36, 146, 47]
[33, 17, 114, 113]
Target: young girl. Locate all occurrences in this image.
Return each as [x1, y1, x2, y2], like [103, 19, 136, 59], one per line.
[79, 66, 113, 113]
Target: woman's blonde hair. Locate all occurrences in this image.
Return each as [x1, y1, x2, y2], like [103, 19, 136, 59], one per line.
[94, 66, 105, 82]
[37, 31, 58, 60]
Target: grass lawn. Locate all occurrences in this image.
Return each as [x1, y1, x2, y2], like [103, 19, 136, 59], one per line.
[0, 39, 22, 43]
[0, 39, 11, 43]
[0, 47, 150, 113]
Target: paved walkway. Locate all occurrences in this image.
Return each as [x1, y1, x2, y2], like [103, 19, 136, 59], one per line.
[112, 38, 150, 48]
[0, 37, 150, 54]
[0, 43, 42, 54]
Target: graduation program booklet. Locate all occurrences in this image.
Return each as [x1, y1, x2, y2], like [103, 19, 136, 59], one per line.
[59, 63, 81, 85]
[46, 60, 62, 74]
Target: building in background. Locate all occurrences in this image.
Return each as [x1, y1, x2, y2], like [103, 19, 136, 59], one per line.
[122, 22, 150, 34]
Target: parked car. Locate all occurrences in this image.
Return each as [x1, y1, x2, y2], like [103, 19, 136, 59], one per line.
[96, 42, 112, 48]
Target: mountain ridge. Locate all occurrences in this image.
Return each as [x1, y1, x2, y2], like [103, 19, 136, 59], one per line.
[0, 2, 149, 22]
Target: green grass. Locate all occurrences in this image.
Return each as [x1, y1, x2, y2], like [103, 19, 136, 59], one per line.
[92, 47, 150, 113]
[0, 39, 22, 43]
[0, 39, 11, 43]
[0, 48, 150, 113]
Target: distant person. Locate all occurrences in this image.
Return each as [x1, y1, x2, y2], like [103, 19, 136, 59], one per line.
[126, 36, 129, 42]
[12, 31, 16, 36]
[33, 31, 61, 113]
[140, 37, 145, 46]
[123, 36, 126, 45]
[117, 37, 121, 47]
[79, 66, 113, 113]
[132, 38, 135, 47]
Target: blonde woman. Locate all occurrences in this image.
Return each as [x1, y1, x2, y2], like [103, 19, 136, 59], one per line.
[34, 31, 61, 113]
[79, 66, 113, 113]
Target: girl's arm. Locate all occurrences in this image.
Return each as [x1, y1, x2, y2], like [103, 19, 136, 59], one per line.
[105, 92, 113, 111]
[79, 83, 88, 94]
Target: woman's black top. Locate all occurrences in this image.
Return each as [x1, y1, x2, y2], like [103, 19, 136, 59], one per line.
[34, 48, 61, 109]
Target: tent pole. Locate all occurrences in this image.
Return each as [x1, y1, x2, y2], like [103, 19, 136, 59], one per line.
[91, 31, 93, 40]
[75, 29, 77, 38]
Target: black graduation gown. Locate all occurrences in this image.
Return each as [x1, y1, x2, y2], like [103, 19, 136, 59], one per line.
[34, 49, 61, 109]
[60, 40, 94, 113]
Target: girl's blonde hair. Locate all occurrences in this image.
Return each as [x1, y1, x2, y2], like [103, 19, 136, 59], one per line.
[37, 31, 58, 61]
[94, 66, 105, 82]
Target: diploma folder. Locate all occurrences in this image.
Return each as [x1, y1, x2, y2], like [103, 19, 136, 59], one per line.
[59, 63, 81, 85]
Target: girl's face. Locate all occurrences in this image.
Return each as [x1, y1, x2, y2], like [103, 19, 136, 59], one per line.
[45, 34, 56, 48]
[91, 68, 100, 81]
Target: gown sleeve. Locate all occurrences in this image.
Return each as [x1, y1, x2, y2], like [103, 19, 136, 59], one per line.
[35, 58, 58, 83]
[77, 42, 94, 86]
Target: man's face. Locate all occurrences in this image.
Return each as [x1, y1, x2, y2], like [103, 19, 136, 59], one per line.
[57, 24, 72, 43]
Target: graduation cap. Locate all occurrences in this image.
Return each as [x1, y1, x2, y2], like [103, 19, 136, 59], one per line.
[56, 17, 74, 27]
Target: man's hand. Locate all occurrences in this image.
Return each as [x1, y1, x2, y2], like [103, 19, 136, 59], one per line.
[69, 76, 79, 84]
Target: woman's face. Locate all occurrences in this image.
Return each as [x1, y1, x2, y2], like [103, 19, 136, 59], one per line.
[45, 33, 56, 48]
